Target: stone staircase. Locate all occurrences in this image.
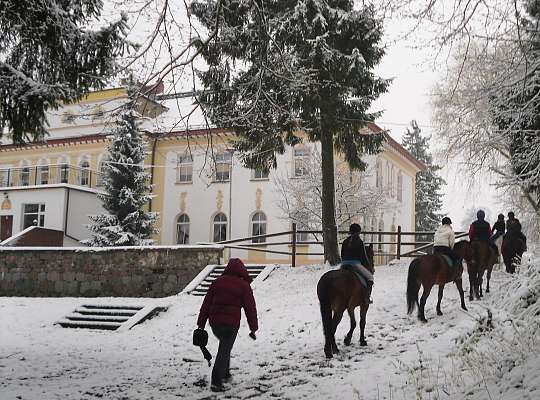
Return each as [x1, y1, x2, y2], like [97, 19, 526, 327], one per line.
[190, 264, 269, 296]
[56, 304, 167, 331]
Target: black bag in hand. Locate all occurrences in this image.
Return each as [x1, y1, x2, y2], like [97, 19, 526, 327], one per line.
[193, 328, 212, 366]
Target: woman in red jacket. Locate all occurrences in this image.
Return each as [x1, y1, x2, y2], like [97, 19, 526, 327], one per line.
[197, 258, 258, 392]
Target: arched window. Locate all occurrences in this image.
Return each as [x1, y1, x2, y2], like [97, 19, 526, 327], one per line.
[58, 156, 69, 184]
[176, 214, 190, 244]
[212, 213, 227, 242]
[79, 158, 90, 186]
[20, 161, 30, 186]
[96, 155, 108, 187]
[251, 212, 267, 243]
[38, 159, 49, 185]
[397, 171, 403, 202]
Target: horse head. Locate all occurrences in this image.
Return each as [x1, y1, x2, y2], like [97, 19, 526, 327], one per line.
[365, 244, 375, 274]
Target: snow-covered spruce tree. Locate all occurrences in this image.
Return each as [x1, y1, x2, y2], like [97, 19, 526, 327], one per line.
[85, 95, 157, 246]
[402, 121, 445, 238]
[190, 0, 389, 264]
[0, 0, 129, 143]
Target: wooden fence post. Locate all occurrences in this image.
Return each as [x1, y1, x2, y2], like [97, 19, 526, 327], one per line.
[397, 225, 402, 260]
[291, 223, 297, 268]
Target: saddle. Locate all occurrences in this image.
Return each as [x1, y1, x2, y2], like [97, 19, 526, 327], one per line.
[436, 254, 454, 269]
[340, 263, 368, 288]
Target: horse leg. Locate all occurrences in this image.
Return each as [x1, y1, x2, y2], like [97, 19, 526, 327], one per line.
[359, 306, 368, 346]
[477, 271, 484, 299]
[418, 284, 433, 323]
[486, 268, 492, 293]
[331, 309, 344, 354]
[455, 278, 468, 311]
[468, 270, 475, 301]
[436, 284, 445, 316]
[344, 307, 356, 346]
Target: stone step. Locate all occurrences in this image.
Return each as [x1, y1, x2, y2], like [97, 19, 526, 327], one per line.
[81, 304, 143, 310]
[74, 308, 138, 316]
[190, 264, 270, 296]
[56, 319, 123, 330]
[65, 314, 130, 323]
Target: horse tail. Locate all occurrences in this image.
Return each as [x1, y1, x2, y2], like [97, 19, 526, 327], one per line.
[317, 276, 333, 339]
[406, 258, 421, 315]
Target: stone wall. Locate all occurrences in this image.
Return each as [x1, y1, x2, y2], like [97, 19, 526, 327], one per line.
[0, 245, 222, 297]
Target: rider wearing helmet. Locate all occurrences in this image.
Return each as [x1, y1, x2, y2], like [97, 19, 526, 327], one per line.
[341, 223, 374, 304]
[433, 217, 462, 268]
[469, 210, 498, 255]
[506, 211, 527, 251]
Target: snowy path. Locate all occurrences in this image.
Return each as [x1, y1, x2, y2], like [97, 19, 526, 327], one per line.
[1, 263, 508, 399]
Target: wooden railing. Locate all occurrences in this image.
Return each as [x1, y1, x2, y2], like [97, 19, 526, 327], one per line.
[215, 225, 467, 267]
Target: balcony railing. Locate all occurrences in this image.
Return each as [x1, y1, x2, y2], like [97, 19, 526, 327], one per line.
[0, 165, 104, 189]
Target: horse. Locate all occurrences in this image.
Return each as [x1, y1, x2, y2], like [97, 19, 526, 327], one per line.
[501, 235, 526, 274]
[316, 244, 375, 359]
[468, 241, 497, 300]
[406, 241, 471, 323]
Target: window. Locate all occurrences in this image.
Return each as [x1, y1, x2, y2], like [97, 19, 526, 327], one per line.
[96, 157, 107, 187]
[0, 169, 8, 187]
[39, 165, 49, 185]
[397, 171, 403, 202]
[176, 214, 190, 244]
[176, 153, 193, 183]
[252, 169, 269, 180]
[293, 147, 310, 177]
[391, 165, 395, 197]
[23, 203, 45, 229]
[214, 152, 232, 182]
[376, 159, 382, 188]
[251, 212, 267, 243]
[20, 164, 30, 186]
[212, 213, 227, 242]
[79, 160, 90, 186]
[60, 163, 69, 183]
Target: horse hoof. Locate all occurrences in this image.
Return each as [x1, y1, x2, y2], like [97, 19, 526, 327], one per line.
[360, 340, 367, 346]
[462, 306, 468, 311]
[344, 338, 351, 346]
[437, 310, 443, 316]
[486, 289, 490, 293]
[420, 317, 428, 323]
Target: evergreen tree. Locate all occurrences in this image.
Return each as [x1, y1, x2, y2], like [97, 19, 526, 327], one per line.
[0, 0, 129, 143]
[85, 94, 157, 246]
[402, 120, 445, 235]
[190, 0, 389, 264]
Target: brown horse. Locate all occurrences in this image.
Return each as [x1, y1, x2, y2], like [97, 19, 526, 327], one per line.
[468, 241, 497, 300]
[406, 241, 471, 322]
[501, 235, 526, 274]
[316, 244, 374, 359]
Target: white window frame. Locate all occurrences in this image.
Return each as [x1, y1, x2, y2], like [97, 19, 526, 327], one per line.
[212, 213, 228, 242]
[79, 159, 90, 186]
[252, 169, 269, 180]
[214, 152, 232, 182]
[176, 153, 193, 183]
[251, 212, 267, 243]
[176, 214, 190, 244]
[22, 203, 45, 229]
[293, 147, 310, 177]
[39, 165, 49, 185]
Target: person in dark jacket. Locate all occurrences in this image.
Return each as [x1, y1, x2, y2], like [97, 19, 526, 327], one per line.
[341, 223, 374, 303]
[469, 210, 498, 254]
[197, 258, 258, 392]
[491, 214, 505, 242]
[506, 211, 527, 250]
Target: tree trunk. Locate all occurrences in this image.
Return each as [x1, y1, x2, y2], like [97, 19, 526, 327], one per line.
[320, 129, 340, 265]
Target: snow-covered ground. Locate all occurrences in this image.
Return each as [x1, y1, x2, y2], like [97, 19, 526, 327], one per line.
[2, 253, 539, 399]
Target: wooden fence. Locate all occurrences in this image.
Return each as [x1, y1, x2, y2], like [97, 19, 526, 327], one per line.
[216, 225, 468, 267]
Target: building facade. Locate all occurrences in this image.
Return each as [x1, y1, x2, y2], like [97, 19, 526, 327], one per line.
[0, 88, 425, 264]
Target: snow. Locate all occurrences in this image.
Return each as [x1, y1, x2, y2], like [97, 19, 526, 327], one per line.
[2, 252, 539, 399]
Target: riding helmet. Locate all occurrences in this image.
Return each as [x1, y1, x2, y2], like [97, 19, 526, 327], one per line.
[508, 211, 515, 219]
[498, 213, 504, 220]
[476, 210, 485, 220]
[349, 223, 361, 234]
[442, 217, 452, 225]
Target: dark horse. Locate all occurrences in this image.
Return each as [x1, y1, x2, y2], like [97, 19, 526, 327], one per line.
[406, 241, 471, 322]
[501, 235, 526, 274]
[317, 244, 374, 359]
[468, 241, 497, 300]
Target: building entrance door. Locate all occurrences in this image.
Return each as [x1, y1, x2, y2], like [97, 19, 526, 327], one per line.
[1, 215, 13, 241]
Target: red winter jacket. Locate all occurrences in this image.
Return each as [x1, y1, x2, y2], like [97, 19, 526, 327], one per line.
[197, 258, 258, 332]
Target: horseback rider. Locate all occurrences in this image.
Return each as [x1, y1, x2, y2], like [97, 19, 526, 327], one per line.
[341, 223, 374, 304]
[468, 210, 498, 255]
[506, 211, 527, 251]
[491, 214, 505, 242]
[433, 217, 462, 269]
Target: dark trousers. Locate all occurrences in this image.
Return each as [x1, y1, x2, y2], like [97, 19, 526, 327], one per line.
[210, 324, 238, 386]
[433, 246, 460, 264]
